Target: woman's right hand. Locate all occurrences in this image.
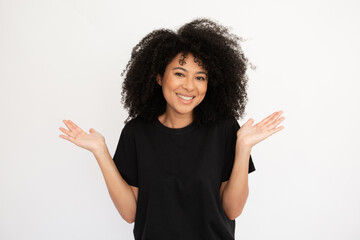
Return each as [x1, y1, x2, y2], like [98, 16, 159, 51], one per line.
[59, 119, 106, 154]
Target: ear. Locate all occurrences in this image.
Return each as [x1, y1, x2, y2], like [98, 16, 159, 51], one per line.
[156, 74, 162, 86]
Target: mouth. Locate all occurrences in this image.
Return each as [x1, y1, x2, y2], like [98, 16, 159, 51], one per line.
[176, 93, 195, 100]
[176, 93, 195, 103]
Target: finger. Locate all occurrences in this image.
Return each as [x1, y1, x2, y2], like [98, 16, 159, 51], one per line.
[261, 126, 284, 140]
[264, 111, 283, 127]
[267, 116, 285, 129]
[62, 120, 72, 131]
[66, 120, 82, 135]
[62, 120, 80, 136]
[59, 134, 75, 142]
[258, 111, 279, 126]
[244, 118, 254, 126]
[272, 125, 285, 134]
[69, 120, 82, 130]
[59, 126, 76, 138]
[70, 120, 86, 134]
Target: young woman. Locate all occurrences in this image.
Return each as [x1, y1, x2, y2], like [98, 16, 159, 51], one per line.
[59, 18, 285, 240]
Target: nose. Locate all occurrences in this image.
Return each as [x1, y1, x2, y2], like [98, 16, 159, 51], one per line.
[183, 75, 195, 91]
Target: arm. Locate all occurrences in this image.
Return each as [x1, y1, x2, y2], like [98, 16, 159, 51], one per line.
[59, 119, 138, 223]
[221, 110, 285, 220]
[94, 144, 138, 224]
[221, 144, 251, 220]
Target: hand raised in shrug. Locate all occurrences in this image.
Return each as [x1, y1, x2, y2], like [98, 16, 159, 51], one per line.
[59, 119, 106, 153]
[236, 111, 285, 148]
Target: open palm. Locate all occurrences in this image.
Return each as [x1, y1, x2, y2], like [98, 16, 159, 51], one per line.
[237, 111, 285, 148]
[59, 120, 105, 153]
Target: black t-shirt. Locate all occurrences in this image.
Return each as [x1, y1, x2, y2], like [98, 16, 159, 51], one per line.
[112, 116, 255, 240]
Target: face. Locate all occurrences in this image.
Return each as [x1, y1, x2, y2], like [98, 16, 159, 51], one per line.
[156, 52, 208, 117]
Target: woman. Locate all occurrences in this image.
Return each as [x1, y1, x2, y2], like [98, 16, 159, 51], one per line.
[59, 18, 285, 240]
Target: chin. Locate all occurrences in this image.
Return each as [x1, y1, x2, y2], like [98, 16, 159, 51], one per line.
[176, 109, 194, 114]
[174, 105, 195, 114]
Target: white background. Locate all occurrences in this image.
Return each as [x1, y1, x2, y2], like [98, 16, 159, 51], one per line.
[1, 0, 359, 239]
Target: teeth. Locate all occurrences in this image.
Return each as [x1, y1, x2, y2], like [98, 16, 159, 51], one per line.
[177, 93, 194, 100]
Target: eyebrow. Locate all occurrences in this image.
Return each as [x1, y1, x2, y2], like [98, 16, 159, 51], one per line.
[172, 67, 208, 76]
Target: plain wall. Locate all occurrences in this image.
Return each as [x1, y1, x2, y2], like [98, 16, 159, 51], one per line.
[1, 0, 359, 239]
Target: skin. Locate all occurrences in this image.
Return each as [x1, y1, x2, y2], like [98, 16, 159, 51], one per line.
[221, 110, 285, 219]
[58, 51, 286, 221]
[156, 52, 208, 128]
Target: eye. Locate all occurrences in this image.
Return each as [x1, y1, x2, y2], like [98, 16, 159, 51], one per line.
[196, 76, 206, 81]
[175, 72, 184, 77]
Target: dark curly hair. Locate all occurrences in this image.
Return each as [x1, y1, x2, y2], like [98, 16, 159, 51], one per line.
[120, 17, 253, 128]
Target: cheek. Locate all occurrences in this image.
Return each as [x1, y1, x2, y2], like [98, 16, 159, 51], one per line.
[200, 83, 208, 95]
[162, 84, 177, 101]
[163, 79, 178, 92]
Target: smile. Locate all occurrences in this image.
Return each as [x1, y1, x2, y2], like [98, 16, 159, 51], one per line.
[176, 93, 195, 103]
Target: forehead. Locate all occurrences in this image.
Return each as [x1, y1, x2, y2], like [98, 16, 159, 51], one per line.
[169, 52, 207, 71]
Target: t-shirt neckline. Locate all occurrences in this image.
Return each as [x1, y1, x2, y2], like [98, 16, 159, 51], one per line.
[154, 117, 196, 134]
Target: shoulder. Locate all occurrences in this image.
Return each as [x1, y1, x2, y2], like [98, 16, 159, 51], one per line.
[122, 116, 150, 137]
[222, 117, 240, 129]
[222, 117, 240, 138]
[123, 116, 143, 129]
[121, 117, 140, 137]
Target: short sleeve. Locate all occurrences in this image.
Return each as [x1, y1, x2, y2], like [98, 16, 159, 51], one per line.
[221, 118, 256, 182]
[112, 121, 139, 187]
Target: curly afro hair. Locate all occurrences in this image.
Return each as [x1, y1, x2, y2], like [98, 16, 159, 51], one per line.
[120, 17, 253, 128]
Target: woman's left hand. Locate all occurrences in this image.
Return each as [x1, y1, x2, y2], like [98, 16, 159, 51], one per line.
[236, 111, 285, 148]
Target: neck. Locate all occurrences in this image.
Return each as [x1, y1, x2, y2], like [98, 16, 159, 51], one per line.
[158, 110, 193, 129]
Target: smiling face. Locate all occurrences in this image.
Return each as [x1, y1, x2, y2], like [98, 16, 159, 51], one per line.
[156, 52, 208, 118]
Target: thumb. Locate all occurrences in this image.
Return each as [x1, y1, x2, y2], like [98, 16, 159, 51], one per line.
[245, 118, 255, 126]
[89, 128, 96, 133]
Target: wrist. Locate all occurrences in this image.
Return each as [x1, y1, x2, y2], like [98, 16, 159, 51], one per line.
[236, 140, 252, 153]
[92, 142, 108, 156]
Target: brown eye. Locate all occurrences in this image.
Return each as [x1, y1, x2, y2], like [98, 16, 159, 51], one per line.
[196, 76, 205, 81]
[175, 72, 184, 77]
